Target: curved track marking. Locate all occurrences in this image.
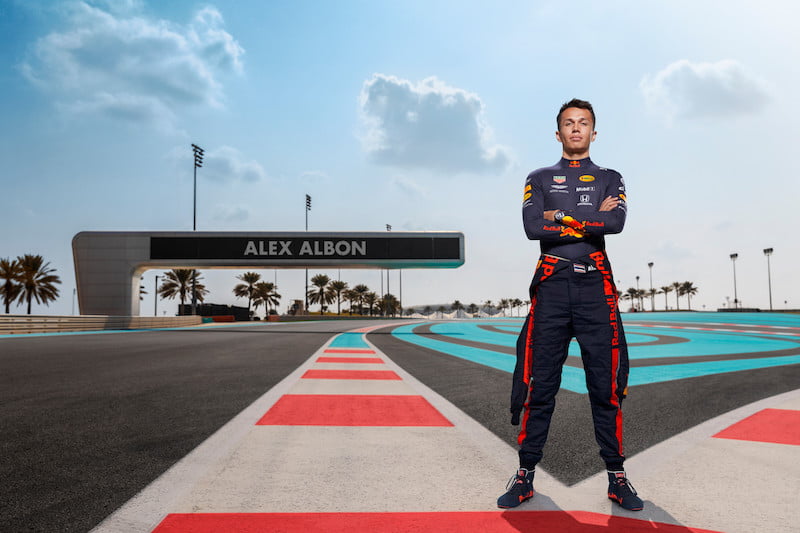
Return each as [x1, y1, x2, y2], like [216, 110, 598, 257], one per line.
[390, 314, 800, 393]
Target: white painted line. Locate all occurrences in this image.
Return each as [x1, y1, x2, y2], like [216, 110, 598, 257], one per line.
[361, 335, 569, 510]
[618, 388, 800, 481]
[573, 388, 800, 531]
[289, 379, 418, 396]
[89, 335, 341, 533]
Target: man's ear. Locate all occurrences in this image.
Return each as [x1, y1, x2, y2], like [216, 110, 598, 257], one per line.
[555, 131, 562, 143]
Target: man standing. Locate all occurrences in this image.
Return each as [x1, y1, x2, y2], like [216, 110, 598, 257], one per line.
[497, 99, 643, 511]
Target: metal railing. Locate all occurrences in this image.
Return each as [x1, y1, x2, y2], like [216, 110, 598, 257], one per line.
[0, 315, 202, 335]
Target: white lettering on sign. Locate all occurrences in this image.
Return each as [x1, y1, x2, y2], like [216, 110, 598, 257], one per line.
[245, 240, 367, 257]
[298, 240, 367, 256]
[299, 241, 313, 255]
[244, 241, 258, 256]
[243, 240, 294, 256]
[350, 240, 367, 255]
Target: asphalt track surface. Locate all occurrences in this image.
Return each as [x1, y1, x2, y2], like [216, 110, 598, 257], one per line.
[2, 315, 799, 532]
[367, 317, 800, 485]
[0, 321, 378, 533]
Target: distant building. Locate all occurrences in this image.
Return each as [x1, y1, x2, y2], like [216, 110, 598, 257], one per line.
[178, 303, 250, 321]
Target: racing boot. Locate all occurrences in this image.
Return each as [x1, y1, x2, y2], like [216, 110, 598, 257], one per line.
[497, 468, 534, 508]
[607, 471, 644, 511]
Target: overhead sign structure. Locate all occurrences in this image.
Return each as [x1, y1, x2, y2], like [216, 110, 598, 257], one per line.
[73, 231, 464, 316]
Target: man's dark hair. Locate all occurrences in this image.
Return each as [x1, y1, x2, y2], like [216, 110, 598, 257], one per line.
[557, 98, 595, 128]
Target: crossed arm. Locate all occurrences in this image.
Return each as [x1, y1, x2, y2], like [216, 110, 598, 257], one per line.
[522, 174, 626, 241]
[543, 195, 621, 221]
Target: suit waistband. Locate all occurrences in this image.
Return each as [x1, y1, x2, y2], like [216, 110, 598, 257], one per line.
[542, 251, 606, 265]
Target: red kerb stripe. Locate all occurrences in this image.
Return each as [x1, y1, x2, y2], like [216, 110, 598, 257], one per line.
[302, 369, 400, 380]
[153, 511, 724, 532]
[713, 409, 800, 445]
[256, 394, 453, 427]
[316, 357, 384, 364]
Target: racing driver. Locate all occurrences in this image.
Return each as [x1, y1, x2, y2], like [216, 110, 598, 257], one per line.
[497, 99, 643, 511]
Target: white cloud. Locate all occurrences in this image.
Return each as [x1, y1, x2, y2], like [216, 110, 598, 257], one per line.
[166, 144, 266, 183]
[640, 59, 770, 120]
[85, 0, 143, 14]
[203, 146, 266, 183]
[22, 2, 244, 121]
[358, 74, 511, 174]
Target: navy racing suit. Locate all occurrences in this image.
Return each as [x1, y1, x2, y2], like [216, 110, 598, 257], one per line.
[512, 156, 629, 471]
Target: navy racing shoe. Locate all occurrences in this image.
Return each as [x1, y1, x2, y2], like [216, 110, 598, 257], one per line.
[607, 471, 644, 511]
[497, 468, 534, 508]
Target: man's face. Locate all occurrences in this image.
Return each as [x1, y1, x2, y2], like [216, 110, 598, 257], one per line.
[556, 107, 596, 155]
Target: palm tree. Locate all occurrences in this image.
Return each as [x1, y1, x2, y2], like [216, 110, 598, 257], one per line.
[379, 293, 401, 317]
[511, 298, 523, 316]
[363, 291, 378, 316]
[660, 285, 673, 310]
[648, 288, 657, 312]
[1, 257, 22, 314]
[499, 299, 512, 316]
[159, 269, 208, 313]
[253, 281, 281, 316]
[423, 305, 433, 316]
[327, 280, 348, 315]
[352, 284, 370, 315]
[307, 274, 333, 313]
[342, 288, 358, 315]
[233, 272, 262, 319]
[15, 254, 61, 315]
[681, 281, 698, 310]
[452, 300, 464, 313]
[672, 281, 683, 310]
[484, 300, 494, 315]
[620, 287, 638, 311]
[467, 303, 478, 315]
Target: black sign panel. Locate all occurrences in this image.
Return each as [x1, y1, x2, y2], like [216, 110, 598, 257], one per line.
[150, 236, 461, 263]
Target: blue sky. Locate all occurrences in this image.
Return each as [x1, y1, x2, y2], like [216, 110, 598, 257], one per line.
[2, 0, 799, 316]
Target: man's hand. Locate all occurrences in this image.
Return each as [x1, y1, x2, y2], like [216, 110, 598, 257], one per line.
[560, 215, 588, 238]
[543, 210, 558, 221]
[599, 196, 620, 212]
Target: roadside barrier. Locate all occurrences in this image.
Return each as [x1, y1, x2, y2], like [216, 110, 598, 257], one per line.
[0, 315, 202, 335]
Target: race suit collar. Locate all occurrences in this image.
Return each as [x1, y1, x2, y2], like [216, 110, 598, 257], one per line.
[558, 157, 592, 169]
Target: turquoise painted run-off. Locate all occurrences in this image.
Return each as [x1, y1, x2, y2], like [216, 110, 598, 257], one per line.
[328, 331, 371, 349]
[390, 313, 800, 394]
[424, 321, 797, 359]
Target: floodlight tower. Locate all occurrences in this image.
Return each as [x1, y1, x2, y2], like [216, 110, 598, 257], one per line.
[305, 194, 311, 314]
[191, 144, 204, 316]
[763, 248, 774, 311]
[730, 253, 739, 309]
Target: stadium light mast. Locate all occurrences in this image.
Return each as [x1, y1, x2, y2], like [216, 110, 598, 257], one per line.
[763, 248, 774, 311]
[730, 253, 739, 309]
[385, 224, 391, 316]
[305, 194, 311, 314]
[647, 262, 654, 311]
[191, 144, 204, 316]
[192, 144, 204, 231]
[635, 275, 641, 312]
